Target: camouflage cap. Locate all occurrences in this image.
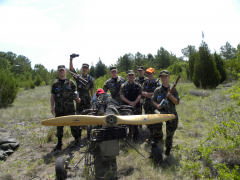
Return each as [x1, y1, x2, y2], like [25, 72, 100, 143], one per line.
[82, 63, 89, 68]
[110, 66, 117, 71]
[159, 70, 170, 77]
[127, 70, 135, 75]
[58, 65, 66, 71]
[137, 66, 144, 71]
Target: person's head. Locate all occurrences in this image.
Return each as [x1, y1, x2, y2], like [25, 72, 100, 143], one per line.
[57, 65, 67, 79]
[127, 70, 135, 82]
[159, 70, 170, 85]
[81, 63, 89, 75]
[110, 66, 118, 78]
[137, 66, 145, 77]
[145, 67, 155, 80]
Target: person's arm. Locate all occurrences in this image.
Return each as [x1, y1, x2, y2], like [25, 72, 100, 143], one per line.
[167, 92, 179, 105]
[90, 88, 94, 98]
[51, 94, 55, 115]
[120, 94, 132, 105]
[103, 81, 108, 94]
[133, 94, 142, 105]
[69, 55, 76, 72]
[152, 100, 162, 110]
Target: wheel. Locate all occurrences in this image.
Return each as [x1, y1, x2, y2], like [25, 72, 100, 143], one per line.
[55, 157, 67, 180]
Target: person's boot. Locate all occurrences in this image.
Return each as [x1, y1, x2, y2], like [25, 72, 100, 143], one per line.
[150, 141, 163, 164]
[54, 138, 62, 151]
[74, 136, 81, 147]
[165, 147, 171, 157]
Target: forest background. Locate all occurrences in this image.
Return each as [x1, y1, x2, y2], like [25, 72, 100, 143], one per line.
[1, 40, 240, 107]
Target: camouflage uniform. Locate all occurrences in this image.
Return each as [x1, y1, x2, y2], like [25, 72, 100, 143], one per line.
[120, 81, 142, 141]
[135, 76, 146, 86]
[142, 77, 161, 114]
[135, 76, 146, 115]
[103, 76, 126, 105]
[71, 69, 94, 114]
[151, 85, 180, 155]
[51, 78, 81, 140]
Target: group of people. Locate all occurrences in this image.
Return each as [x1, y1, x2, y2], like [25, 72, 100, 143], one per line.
[50, 54, 180, 158]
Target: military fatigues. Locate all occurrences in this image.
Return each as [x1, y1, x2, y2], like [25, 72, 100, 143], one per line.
[152, 85, 180, 155]
[142, 77, 161, 114]
[103, 76, 126, 105]
[71, 69, 94, 139]
[51, 78, 81, 140]
[120, 81, 142, 141]
[72, 69, 94, 114]
[135, 76, 146, 86]
[135, 76, 146, 115]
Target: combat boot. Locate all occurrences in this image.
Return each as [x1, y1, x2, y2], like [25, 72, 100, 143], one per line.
[74, 136, 81, 147]
[165, 147, 171, 156]
[54, 138, 62, 151]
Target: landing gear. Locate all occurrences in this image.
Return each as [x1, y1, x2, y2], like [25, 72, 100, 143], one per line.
[55, 157, 67, 180]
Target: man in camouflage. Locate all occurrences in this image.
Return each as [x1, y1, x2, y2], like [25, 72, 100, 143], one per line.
[152, 70, 180, 157]
[135, 66, 146, 86]
[69, 54, 94, 140]
[142, 67, 161, 114]
[135, 66, 146, 129]
[51, 65, 81, 151]
[103, 66, 126, 106]
[120, 70, 142, 142]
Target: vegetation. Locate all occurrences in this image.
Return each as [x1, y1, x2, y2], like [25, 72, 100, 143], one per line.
[0, 81, 239, 179]
[0, 41, 240, 178]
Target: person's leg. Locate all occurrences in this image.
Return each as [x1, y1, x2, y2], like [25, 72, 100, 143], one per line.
[165, 117, 178, 156]
[70, 126, 81, 144]
[54, 126, 63, 151]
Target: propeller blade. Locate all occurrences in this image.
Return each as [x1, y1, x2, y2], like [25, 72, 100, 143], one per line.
[115, 114, 175, 125]
[41, 115, 107, 126]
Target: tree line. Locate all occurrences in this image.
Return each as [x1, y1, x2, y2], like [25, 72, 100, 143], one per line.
[0, 41, 239, 107]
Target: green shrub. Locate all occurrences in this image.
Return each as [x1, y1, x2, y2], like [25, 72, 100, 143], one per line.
[0, 70, 18, 107]
[20, 80, 35, 90]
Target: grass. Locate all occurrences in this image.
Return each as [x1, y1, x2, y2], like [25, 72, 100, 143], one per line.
[0, 82, 239, 179]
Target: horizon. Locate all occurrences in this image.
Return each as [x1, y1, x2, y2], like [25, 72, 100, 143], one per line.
[1, 0, 240, 71]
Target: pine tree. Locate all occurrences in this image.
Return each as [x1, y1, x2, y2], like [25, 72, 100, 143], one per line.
[193, 41, 221, 89]
[214, 52, 226, 83]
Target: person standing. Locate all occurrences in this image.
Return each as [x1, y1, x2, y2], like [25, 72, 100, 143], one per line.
[51, 65, 81, 151]
[120, 70, 142, 141]
[135, 66, 146, 86]
[69, 54, 94, 140]
[103, 66, 126, 106]
[152, 70, 180, 157]
[142, 67, 161, 114]
[135, 66, 146, 129]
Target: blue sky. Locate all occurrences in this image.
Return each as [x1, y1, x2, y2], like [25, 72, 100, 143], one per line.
[0, 0, 240, 70]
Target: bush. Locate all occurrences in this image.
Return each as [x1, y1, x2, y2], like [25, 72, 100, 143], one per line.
[192, 42, 221, 89]
[0, 70, 18, 107]
[20, 80, 35, 90]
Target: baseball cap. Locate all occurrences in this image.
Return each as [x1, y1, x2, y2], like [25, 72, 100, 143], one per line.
[58, 65, 66, 71]
[110, 66, 117, 71]
[96, 88, 105, 95]
[137, 66, 144, 71]
[82, 63, 89, 68]
[145, 67, 155, 74]
[159, 70, 170, 77]
[127, 70, 135, 75]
